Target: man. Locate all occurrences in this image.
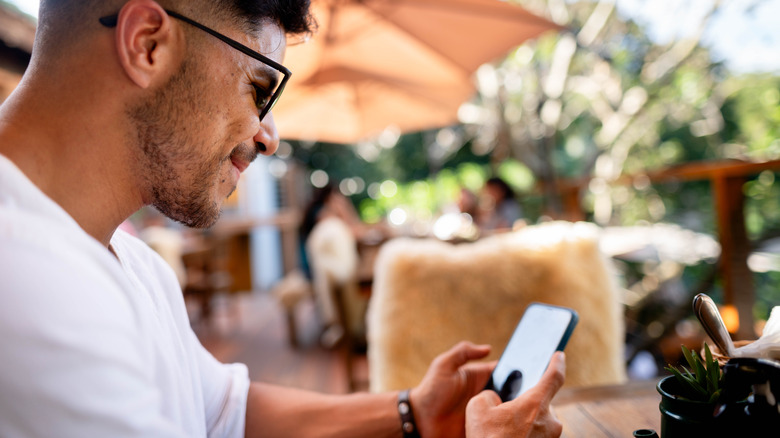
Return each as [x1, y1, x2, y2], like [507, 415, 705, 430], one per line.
[0, 0, 565, 436]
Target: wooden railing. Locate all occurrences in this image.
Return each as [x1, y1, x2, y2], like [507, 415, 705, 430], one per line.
[546, 159, 780, 340]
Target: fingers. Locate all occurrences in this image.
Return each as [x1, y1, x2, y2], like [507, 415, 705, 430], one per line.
[531, 351, 566, 405]
[434, 341, 491, 373]
[465, 354, 565, 438]
[460, 360, 499, 394]
[470, 389, 502, 411]
[466, 390, 502, 424]
[467, 387, 563, 438]
[465, 390, 502, 438]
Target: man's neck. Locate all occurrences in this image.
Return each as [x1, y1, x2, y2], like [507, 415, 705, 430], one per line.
[0, 84, 145, 247]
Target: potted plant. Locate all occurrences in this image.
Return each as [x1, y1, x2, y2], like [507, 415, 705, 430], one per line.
[657, 343, 723, 436]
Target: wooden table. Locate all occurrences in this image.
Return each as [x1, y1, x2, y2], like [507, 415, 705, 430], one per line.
[553, 379, 661, 437]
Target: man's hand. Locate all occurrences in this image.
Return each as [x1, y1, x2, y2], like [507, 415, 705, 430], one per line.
[465, 351, 566, 438]
[409, 341, 495, 438]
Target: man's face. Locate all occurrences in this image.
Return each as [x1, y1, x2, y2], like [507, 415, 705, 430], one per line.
[128, 19, 286, 228]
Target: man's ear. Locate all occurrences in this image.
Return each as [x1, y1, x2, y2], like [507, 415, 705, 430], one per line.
[114, 0, 178, 88]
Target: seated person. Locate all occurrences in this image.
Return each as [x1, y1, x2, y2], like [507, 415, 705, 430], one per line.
[477, 177, 524, 232]
[300, 185, 359, 276]
[299, 184, 391, 346]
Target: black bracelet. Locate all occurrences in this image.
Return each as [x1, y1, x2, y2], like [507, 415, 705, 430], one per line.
[397, 389, 421, 438]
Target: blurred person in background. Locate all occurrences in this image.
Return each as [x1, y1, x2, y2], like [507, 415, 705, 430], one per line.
[299, 184, 365, 345]
[0, 0, 564, 437]
[456, 187, 479, 220]
[477, 177, 524, 232]
[299, 184, 374, 277]
[432, 187, 480, 241]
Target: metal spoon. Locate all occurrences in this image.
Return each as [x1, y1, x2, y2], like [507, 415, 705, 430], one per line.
[693, 293, 737, 358]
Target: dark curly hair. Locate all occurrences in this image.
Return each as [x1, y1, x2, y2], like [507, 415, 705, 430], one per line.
[37, 0, 316, 48]
[212, 0, 316, 37]
[486, 177, 516, 201]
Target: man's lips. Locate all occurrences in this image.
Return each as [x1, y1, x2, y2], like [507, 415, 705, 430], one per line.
[229, 143, 259, 174]
[231, 156, 249, 173]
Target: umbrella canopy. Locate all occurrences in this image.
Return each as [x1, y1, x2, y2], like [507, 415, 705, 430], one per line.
[274, 0, 561, 143]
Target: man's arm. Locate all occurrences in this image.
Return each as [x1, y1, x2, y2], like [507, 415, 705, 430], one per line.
[244, 342, 492, 438]
[244, 343, 565, 438]
[245, 383, 400, 438]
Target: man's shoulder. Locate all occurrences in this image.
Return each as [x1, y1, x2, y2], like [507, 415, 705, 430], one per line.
[0, 202, 134, 300]
[0, 213, 140, 332]
[0, 203, 102, 260]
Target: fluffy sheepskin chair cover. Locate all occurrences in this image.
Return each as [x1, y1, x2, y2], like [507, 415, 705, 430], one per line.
[367, 221, 626, 392]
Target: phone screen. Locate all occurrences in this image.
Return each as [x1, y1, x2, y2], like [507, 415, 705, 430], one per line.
[487, 303, 578, 401]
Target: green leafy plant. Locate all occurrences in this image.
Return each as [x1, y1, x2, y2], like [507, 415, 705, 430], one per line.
[665, 343, 724, 403]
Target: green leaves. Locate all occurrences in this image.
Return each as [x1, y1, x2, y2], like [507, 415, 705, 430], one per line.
[665, 344, 723, 403]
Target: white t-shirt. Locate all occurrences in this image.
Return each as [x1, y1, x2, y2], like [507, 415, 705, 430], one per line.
[0, 154, 250, 437]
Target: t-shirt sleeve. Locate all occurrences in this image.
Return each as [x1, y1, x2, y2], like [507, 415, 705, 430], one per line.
[196, 342, 251, 438]
[125, 231, 253, 438]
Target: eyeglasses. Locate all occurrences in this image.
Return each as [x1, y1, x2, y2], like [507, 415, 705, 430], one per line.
[99, 9, 291, 122]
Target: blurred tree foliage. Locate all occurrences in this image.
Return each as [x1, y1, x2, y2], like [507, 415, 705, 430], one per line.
[285, 0, 780, 322]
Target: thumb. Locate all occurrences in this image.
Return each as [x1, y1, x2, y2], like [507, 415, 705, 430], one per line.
[528, 351, 566, 405]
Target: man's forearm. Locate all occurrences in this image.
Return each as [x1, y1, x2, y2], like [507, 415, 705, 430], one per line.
[245, 382, 402, 438]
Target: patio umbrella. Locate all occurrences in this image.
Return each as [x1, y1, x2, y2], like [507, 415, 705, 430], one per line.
[273, 0, 561, 144]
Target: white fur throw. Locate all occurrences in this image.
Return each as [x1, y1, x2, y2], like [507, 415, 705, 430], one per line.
[367, 221, 626, 392]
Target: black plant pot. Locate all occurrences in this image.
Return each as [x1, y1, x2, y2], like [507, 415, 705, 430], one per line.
[656, 376, 719, 437]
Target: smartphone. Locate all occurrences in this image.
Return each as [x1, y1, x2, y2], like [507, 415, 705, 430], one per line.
[485, 303, 578, 402]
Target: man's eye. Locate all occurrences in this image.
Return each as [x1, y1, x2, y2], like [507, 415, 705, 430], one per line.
[253, 84, 272, 110]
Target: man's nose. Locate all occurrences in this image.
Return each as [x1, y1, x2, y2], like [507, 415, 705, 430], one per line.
[255, 112, 280, 155]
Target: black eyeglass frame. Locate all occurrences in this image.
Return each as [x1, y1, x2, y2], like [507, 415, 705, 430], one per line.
[99, 9, 291, 122]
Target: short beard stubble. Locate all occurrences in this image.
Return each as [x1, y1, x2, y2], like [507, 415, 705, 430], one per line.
[127, 57, 238, 229]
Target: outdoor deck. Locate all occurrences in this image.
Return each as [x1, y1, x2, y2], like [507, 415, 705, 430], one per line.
[191, 291, 369, 395]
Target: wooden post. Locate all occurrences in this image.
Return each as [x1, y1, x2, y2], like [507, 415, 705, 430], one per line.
[559, 184, 586, 222]
[712, 174, 756, 340]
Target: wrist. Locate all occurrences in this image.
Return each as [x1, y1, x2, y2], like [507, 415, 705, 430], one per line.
[398, 389, 422, 438]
